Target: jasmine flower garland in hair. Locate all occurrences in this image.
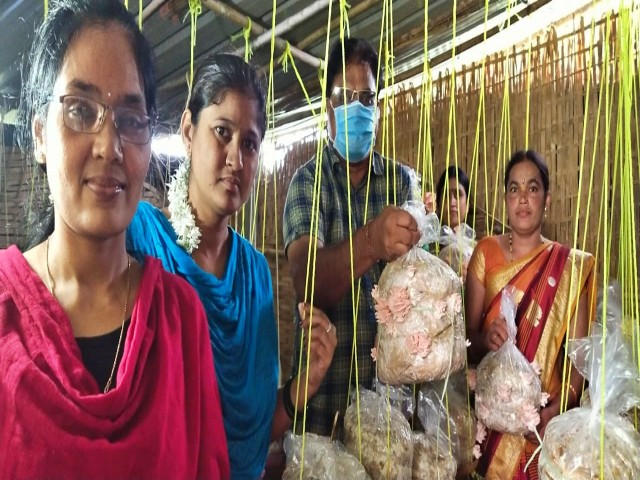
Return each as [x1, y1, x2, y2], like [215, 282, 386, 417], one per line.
[167, 158, 201, 253]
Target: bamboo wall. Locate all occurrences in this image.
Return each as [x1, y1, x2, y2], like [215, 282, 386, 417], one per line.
[0, 144, 28, 248]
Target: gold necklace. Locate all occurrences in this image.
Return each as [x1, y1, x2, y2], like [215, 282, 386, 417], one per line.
[508, 233, 544, 263]
[46, 237, 131, 393]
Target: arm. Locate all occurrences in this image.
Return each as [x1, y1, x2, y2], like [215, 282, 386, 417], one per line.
[465, 249, 509, 363]
[465, 266, 488, 363]
[270, 304, 337, 440]
[287, 206, 420, 309]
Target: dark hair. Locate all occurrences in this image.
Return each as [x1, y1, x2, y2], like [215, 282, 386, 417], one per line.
[325, 38, 381, 98]
[186, 53, 267, 139]
[504, 150, 550, 193]
[17, 0, 157, 250]
[436, 166, 470, 215]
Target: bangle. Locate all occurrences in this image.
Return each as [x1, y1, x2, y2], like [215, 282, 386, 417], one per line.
[283, 376, 304, 421]
[364, 222, 374, 258]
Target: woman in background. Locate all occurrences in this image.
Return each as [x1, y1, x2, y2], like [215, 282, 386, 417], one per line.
[426, 166, 475, 282]
[435, 165, 471, 231]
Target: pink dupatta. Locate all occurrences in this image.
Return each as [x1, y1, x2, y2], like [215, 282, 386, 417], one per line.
[0, 246, 229, 479]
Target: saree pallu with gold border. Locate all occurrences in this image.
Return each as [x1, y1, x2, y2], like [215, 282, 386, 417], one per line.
[469, 237, 595, 480]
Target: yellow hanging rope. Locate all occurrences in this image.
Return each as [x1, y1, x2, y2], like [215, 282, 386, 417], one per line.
[469, 0, 489, 238]
[279, 43, 319, 118]
[616, 5, 638, 354]
[187, 0, 202, 93]
[295, 62, 331, 433]
[139, 0, 143, 30]
[336, 0, 367, 459]
[524, 40, 533, 148]
[559, 6, 599, 414]
[598, 13, 614, 479]
[441, 0, 458, 228]
[488, 1, 514, 235]
[271, 48, 329, 404]
[230, 17, 254, 62]
[44, 0, 48, 18]
[417, 0, 433, 200]
[290, 2, 334, 474]
[630, 5, 640, 406]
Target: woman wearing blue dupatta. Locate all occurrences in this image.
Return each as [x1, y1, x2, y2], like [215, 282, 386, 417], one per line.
[127, 54, 336, 480]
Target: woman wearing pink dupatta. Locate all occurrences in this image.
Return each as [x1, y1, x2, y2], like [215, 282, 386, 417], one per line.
[0, 0, 229, 478]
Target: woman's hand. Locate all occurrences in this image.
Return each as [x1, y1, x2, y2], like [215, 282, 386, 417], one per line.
[293, 303, 337, 406]
[424, 191, 436, 214]
[460, 260, 469, 284]
[483, 316, 509, 351]
[369, 206, 421, 262]
[525, 396, 561, 444]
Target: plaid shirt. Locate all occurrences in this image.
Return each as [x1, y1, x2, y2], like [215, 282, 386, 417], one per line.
[283, 144, 418, 437]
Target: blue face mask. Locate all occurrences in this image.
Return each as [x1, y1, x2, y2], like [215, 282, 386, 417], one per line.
[332, 102, 376, 163]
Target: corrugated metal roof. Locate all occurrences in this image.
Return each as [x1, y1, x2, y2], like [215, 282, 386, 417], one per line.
[0, 0, 551, 133]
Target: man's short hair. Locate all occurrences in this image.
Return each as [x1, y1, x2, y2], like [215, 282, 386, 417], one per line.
[325, 37, 381, 98]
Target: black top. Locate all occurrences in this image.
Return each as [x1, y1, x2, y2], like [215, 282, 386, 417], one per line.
[76, 320, 131, 391]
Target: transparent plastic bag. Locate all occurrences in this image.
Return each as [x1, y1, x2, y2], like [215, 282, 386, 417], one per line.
[475, 287, 544, 435]
[538, 288, 640, 479]
[344, 387, 413, 480]
[438, 223, 476, 278]
[420, 372, 478, 474]
[538, 409, 640, 480]
[580, 282, 640, 432]
[372, 201, 466, 384]
[413, 386, 458, 479]
[595, 280, 624, 329]
[373, 377, 415, 422]
[412, 432, 457, 480]
[282, 431, 370, 480]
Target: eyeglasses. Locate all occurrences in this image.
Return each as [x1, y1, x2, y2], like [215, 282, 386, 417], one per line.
[329, 87, 377, 108]
[52, 95, 152, 145]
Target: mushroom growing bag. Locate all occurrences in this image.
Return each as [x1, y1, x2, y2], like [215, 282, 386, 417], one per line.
[412, 386, 458, 480]
[475, 287, 546, 435]
[373, 201, 466, 384]
[438, 223, 476, 278]
[538, 294, 640, 479]
[344, 387, 413, 480]
[282, 431, 370, 480]
[420, 372, 479, 475]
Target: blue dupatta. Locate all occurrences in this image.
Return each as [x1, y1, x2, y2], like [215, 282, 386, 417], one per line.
[127, 201, 278, 480]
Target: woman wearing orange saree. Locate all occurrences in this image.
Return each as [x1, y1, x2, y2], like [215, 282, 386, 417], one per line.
[465, 150, 595, 480]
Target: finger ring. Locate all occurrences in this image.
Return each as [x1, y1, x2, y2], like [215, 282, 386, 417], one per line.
[326, 323, 332, 333]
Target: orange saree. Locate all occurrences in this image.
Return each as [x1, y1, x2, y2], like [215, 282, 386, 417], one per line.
[468, 236, 595, 480]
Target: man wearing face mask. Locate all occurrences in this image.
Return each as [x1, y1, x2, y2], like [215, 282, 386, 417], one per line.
[283, 37, 421, 437]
